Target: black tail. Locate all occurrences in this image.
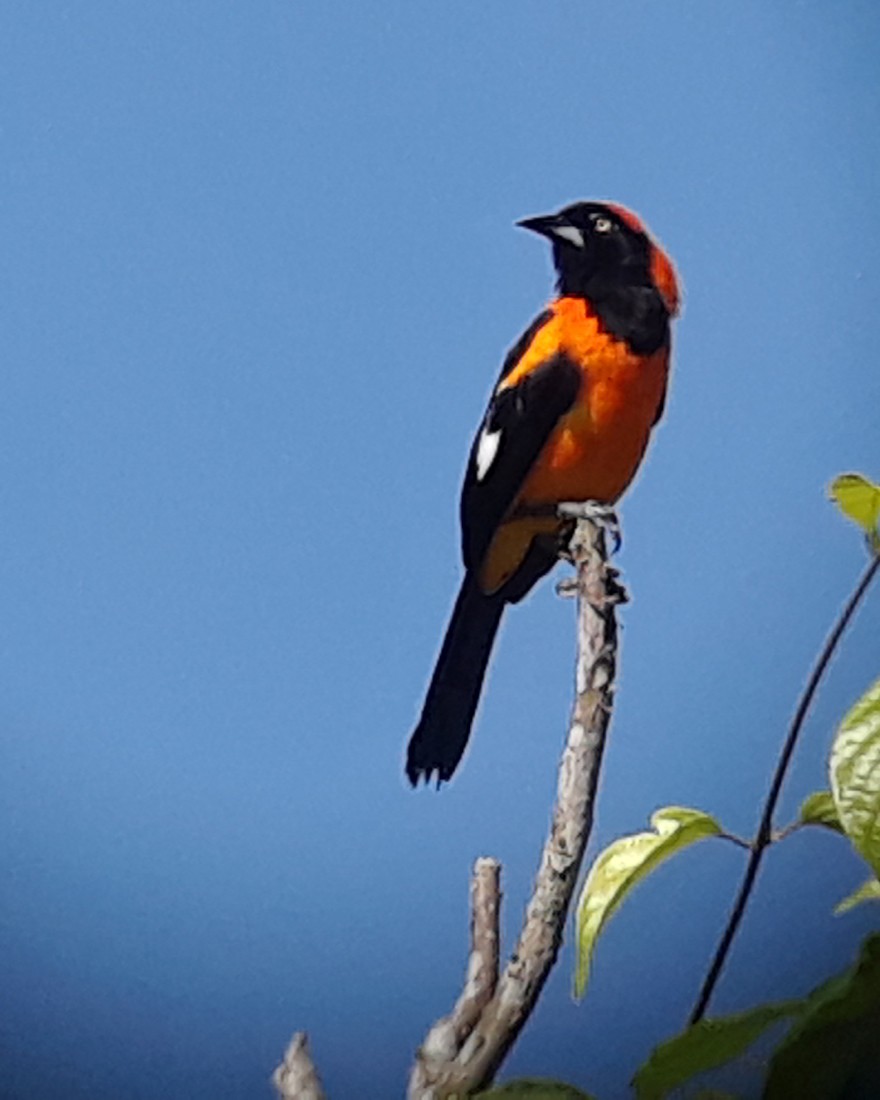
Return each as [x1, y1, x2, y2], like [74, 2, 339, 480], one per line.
[406, 574, 505, 786]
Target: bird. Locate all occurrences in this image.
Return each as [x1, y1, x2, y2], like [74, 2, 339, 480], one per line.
[406, 201, 680, 786]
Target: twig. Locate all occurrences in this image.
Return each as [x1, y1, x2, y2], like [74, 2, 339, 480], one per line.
[408, 516, 622, 1098]
[769, 822, 804, 844]
[272, 1033, 327, 1100]
[689, 551, 880, 1025]
[717, 831, 752, 851]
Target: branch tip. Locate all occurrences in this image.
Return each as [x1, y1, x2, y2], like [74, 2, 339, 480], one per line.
[272, 1032, 326, 1100]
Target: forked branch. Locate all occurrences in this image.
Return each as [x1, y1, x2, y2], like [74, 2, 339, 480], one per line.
[408, 515, 622, 1097]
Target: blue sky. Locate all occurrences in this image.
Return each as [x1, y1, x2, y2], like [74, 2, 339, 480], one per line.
[1, 3, 878, 1097]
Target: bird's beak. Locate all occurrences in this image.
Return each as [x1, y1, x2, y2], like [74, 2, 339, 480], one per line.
[516, 213, 584, 249]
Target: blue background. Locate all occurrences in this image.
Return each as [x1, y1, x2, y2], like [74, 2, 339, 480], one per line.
[1, 3, 878, 1097]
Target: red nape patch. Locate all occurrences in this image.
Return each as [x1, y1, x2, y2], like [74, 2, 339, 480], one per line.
[606, 202, 647, 236]
[651, 246, 681, 317]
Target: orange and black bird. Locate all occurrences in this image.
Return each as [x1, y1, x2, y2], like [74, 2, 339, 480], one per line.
[406, 201, 680, 786]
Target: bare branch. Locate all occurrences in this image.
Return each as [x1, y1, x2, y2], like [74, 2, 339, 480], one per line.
[409, 516, 621, 1097]
[451, 857, 502, 1041]
[272, 1033, 327, 1100]
[415, 857, 502, 1070]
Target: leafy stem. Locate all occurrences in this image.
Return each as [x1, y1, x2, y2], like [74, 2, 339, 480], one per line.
[717, 831, 752, 851]
[689, 550, 880, 1025]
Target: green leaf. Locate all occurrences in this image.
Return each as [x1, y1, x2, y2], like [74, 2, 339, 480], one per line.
[764, 933, 880, 1099]
[632, 1000, 800, 1100]
[798, 790, 843, 833]
[475, 1080, 595, 1099]
[829, 473, 880, 542]
[835, 877, 880, 915]
[830, 676, 880, 875]
[574, 807, 721, 997]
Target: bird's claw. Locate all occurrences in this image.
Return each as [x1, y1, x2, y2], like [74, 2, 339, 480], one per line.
[557, 501, 622, 554]
[555, 577, 579, 598]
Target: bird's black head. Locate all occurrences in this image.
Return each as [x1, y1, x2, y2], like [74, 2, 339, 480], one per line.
[517, 201, 665, 303]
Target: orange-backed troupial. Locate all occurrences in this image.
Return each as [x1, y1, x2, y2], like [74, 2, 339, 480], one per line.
[406, 201, 680, 786]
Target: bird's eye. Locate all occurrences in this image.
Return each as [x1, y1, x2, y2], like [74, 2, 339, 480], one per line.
[593, 216, 613, 234]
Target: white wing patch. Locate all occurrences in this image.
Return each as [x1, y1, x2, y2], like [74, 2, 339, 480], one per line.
[475, 427, 501, 481]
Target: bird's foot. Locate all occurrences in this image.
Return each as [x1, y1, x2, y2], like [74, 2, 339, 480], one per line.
[557, 501, 622, 554]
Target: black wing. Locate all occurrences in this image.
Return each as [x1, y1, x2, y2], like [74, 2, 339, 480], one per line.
[460, 344, 581, 572]
[494, 309, 554, 386]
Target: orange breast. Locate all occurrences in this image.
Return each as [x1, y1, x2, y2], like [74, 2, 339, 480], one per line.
[505, 297, 669, 505]
[478, 298, 669, 594]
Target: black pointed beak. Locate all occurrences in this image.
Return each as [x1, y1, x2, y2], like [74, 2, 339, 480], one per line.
[515, 214, 560, 239]
[516, 212, 584, 249]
